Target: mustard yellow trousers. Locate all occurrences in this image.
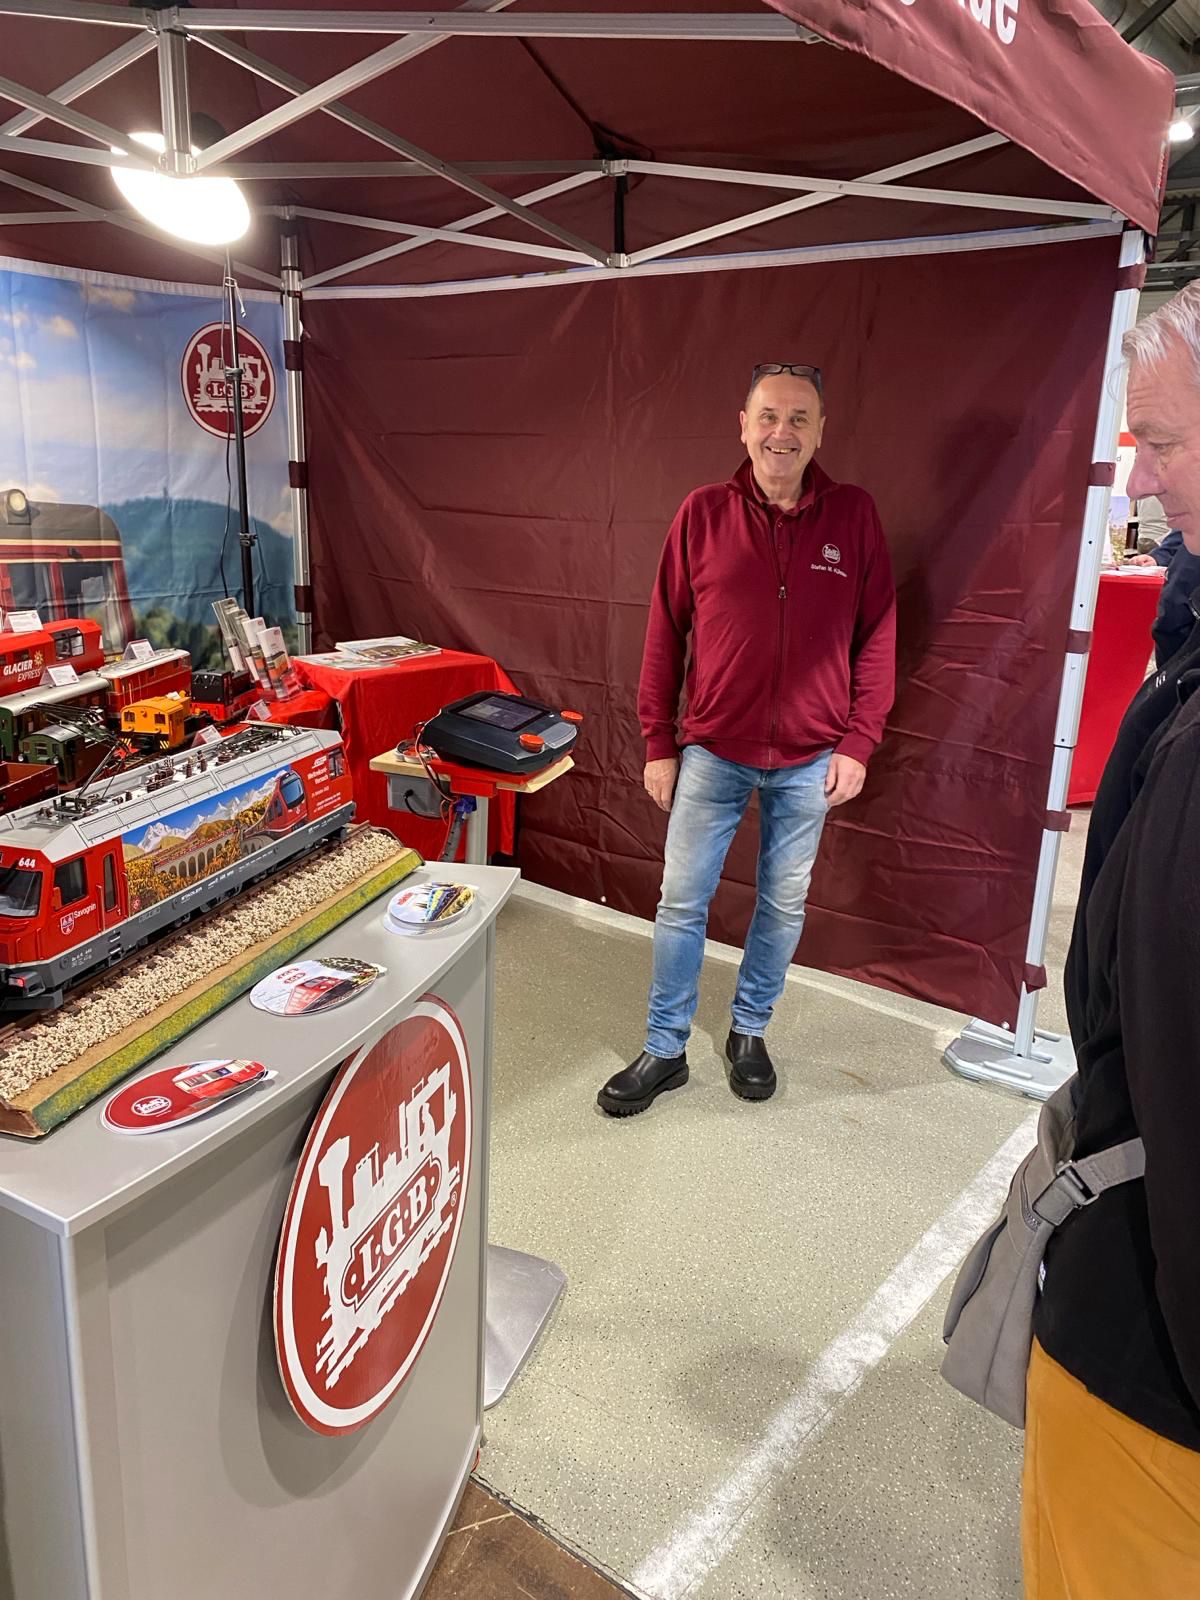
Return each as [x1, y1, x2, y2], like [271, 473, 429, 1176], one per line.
[1023, 1339, 1200, 1600]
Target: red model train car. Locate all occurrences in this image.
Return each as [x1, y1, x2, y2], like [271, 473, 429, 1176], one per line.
[0, 722, 354, 1008]
[0, 619, 104, 695]
[98, 649, 191, 712]
[190, 669, 257, 726]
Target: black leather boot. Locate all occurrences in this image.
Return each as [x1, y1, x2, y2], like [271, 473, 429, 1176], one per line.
[597, 1051, 688, 1117]
[725, 1030, 777, 1101]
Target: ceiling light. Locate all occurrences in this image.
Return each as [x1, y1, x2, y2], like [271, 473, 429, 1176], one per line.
[1170, 116, 1195, 145]
[110, 129, 249, 246]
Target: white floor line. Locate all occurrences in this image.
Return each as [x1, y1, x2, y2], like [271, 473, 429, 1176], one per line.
[511, 879, 956, 1036]
[629, 1111, 1040, 1600]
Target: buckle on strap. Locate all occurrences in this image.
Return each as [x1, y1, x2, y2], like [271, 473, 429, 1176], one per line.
[1032, 1161, 1098, 1224]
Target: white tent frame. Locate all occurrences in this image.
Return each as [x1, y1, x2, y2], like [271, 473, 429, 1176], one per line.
[0, 0, 1149, 1097]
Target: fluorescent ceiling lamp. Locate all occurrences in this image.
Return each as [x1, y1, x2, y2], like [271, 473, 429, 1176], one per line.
[111, 130, 250, 245]
[1170, 116, 1195, 145]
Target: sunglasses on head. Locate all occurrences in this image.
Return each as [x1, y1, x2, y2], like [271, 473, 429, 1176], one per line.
[751, 362, 823, 398]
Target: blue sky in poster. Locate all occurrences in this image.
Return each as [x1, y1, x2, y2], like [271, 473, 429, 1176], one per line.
[0, 258, 294, 646]
[121, 763, 291, 858]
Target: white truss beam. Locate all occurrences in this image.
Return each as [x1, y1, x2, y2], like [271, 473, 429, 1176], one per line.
[288, 204, 597, 266]
[0, 36, 154, 139]
[622, 158, 1116, 225]
[183, 9, 820, 40]
[0, 133, 153, 167]
[0, 209, 92, 224]
[0, 70, 149, 158]
[625, 136, 1011, 266]
[0, 0, 141, 24]
[194, 29, 608, 264]
[299, 173, 605, 286]
[0, 166, 281, 287]
[225, 159, 605, 180]
[303, 221, 1124, 301]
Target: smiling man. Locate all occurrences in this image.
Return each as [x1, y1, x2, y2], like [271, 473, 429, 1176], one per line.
[597, 363, 896, 1118]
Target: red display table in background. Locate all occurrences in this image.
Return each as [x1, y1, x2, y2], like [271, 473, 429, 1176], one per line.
[1069, 569, 1164, 805]
[294, 649, 518, 857]
[263, 687, 336, 729]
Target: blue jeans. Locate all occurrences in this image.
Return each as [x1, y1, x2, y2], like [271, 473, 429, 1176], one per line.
[645, 744, 832, 1059]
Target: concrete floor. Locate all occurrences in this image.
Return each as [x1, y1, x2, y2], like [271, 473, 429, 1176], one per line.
[478, 819, 1088, 1600]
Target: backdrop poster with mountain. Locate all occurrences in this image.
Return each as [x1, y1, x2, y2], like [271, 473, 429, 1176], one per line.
[0, 256, 294, 667]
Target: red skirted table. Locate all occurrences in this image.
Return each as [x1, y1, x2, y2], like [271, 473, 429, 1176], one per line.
[263, 687, 336, 729]
[294, 650, 518, 857]
[1069, 569, 1164, 805]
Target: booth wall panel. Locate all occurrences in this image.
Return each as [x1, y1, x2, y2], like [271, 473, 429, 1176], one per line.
[304, 235, 1119, 1024]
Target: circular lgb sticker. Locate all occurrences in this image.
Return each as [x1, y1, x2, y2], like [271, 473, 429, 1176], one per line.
[250, 957, 385, 1017]
[103, 1059, 272, 1134]
[274, 997, 472, 1435]
[181, 322, 276, 439]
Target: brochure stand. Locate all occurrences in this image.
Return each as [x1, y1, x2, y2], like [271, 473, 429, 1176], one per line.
[0, 864, 516, 1600]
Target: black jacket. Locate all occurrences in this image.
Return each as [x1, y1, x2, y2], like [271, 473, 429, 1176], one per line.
[1036, 622, 1200, 1448]
[1150, 530, 1200, 668]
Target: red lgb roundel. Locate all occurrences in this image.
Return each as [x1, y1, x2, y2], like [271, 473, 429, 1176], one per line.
[273, 997, 472, 1435]
[181, 321, 276, 439]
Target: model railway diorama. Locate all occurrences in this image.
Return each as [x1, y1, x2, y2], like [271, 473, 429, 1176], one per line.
[0, 610, 424, 1138]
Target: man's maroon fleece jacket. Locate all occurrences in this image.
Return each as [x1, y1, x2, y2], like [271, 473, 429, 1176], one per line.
[638, 458, 897, 769]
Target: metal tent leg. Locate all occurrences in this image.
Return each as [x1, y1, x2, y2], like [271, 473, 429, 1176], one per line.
[946, 227, 1147, 1101]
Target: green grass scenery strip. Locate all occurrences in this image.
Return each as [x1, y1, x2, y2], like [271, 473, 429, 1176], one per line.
[26, 850, 421, 1136]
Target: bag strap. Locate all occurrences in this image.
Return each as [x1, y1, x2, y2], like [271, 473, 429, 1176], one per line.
[1031, 1137, 1146, 1227]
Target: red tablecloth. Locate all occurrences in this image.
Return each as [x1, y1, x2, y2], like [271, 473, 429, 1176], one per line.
[294, 650, 518, 857]
[1069, 569, 1164, 805]
[264, 687, 336, 729]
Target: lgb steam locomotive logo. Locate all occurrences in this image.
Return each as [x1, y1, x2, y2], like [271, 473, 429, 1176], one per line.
[274, 999, 471, 1435]
[181, 322, 276, 440]
[822, 544, 841, 565]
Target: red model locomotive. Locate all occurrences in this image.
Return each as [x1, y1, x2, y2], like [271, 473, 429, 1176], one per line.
[0, 619, 104, 695]
[0, 722, 354, 1008]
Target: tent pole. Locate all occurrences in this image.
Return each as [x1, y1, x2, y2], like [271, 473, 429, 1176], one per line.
[945, 227, 1146, 1100]
[281, 214, 313, 653]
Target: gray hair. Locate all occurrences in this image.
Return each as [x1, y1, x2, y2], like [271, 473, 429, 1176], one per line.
[1123, 283, 1200, 382]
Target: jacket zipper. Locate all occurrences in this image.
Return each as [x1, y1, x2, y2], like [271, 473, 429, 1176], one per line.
[768, 517, 787, 760]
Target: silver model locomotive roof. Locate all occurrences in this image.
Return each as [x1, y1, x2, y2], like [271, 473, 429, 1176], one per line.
[0, 723, 342, 863]
[0, 672, 108, 718]
[98, 648, 189, 685]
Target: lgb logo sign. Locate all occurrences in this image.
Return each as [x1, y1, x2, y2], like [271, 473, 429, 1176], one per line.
[181, 322, 276, 440]
[274, 998, 471, 1435]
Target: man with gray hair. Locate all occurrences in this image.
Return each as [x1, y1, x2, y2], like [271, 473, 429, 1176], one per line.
[1025, 284, 1200, 1595]
[596, 364, 896, 1118]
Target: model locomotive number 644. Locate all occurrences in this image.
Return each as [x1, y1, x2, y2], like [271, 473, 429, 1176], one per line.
[0, 723, 355, 1009]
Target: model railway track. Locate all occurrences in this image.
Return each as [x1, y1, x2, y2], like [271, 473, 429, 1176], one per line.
[0, 824, 366, 1056]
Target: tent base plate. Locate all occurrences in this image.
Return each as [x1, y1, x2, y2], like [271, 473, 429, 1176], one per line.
[944, 1018, 1075, 1102]
[484, 1245, 566, 1410]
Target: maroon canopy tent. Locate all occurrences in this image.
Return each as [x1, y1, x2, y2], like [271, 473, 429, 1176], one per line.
[0, 0, 1174, 1091]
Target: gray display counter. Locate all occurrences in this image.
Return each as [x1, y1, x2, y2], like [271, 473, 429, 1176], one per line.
[0, 862, 517, 1600]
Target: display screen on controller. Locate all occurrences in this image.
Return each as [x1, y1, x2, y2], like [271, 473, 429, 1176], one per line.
[421, 691, 580, 775]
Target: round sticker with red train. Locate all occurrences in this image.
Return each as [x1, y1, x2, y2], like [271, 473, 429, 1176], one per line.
[274, 997, 472, 1435]
[181, 321, 276, 439]
[102, 1059, 272, 1134]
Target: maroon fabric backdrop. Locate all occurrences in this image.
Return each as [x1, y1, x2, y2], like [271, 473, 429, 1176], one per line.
[302, 233, 1120, 1025]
